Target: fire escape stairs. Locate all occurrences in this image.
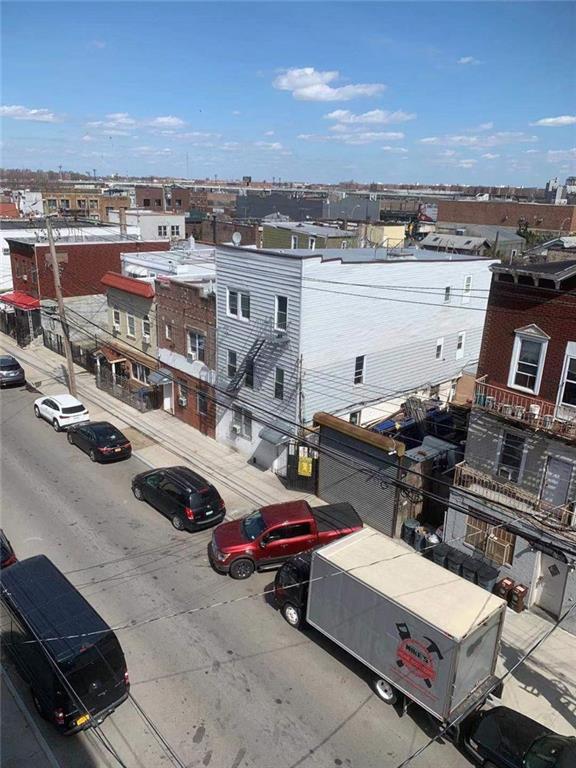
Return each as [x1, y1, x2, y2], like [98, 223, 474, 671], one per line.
[227, 337, 266, 392]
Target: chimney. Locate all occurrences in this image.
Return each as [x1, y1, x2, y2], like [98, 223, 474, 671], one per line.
[119, 207, 127, 236]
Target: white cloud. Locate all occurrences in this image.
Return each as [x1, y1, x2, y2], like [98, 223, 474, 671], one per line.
[264, 130, 275, 136]
[438, 149, 456, 157]
[81, 134, 94, 142]
[130, 145, 173, 157]
[0, 104, 60, 122]
[273, 67, 385, 101]
[88, 40, 106, 50]
[254, 141, 284, 150]
[470, 121, 494, 132]
[381, 146, 408, 153]
[457, 56, 480, 65]
[173, 131, 220, 141]
[298, 130, 403, 145]
[531, 115, 576, 127]
[420, 137, 439, 144]
[148, 115, 185, 128]
[419, 131, 537, 148]
[456, 158, 477, 168]
[232, 110, 241, 116]
[546, 147, 576, 161]
[481, 153, 500, 159]
[324, 108, 415, 125]
[524, 149, 539, 154]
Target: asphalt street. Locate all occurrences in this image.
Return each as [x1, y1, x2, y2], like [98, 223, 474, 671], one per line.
[1, 385, 470, 768]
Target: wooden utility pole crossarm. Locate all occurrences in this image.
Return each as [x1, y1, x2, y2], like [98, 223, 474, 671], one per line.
[46, 218, 78, 397]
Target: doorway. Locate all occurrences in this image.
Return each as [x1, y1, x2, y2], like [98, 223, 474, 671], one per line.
[541, 456, 573, 508]
[533, 553, 568, 618]
[162, 382, 173, 414]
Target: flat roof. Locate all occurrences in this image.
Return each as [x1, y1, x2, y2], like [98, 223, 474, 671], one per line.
[264, 221, 355, 238]
[492, 259, 576, 281]
[223, 244, 492, 263]
[317, 527, 504, 639]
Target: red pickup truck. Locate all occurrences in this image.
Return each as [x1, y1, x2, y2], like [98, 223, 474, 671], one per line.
[208, 500, 362, 579]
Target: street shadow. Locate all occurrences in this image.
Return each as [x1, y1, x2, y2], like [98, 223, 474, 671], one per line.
[499, 639, 576, 732]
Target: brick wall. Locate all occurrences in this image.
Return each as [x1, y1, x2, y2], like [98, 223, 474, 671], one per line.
[135, 186, 165, 210]
[197, 219, 260, 246]
[477, 275, 576, 404]
[437, 200, 576, 232]
[9, 240, 169, 299]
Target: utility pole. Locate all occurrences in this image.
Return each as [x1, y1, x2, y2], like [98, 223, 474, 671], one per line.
[46, 217, 78, 397]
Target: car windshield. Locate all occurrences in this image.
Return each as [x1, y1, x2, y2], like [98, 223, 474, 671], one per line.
[62, 405, 85, 414]
[525, 735, 575, 768]
[241, 510, 267, 541]
[0, 363, 20, 371]
[92, 425, 123, 445]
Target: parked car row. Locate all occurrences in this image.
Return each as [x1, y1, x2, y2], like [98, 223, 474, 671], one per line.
[0, 354, 26, 388]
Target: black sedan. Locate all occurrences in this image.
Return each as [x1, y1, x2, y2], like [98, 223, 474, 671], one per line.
[463, 706, 576, 768]
[67, 421, 132, 462]
[0, 529, 17, 568]
[131, 466, 225, 532]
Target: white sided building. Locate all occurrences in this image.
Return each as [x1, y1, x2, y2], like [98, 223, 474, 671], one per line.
[108, 209, 185, 241]
[214, 245, 497, 472]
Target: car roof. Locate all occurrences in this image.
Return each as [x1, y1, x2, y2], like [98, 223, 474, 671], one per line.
[89, 421, 121, 431]
[261, 500, 310, 527]
[0, 355, 18, 364]
[163, 466, 213, 491]
[47, 394, 85, 407]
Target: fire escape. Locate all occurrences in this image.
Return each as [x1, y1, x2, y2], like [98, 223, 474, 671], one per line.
[225, 319, 289, 393]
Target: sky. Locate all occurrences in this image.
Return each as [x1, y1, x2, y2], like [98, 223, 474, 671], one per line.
[1, 1, 575, 185]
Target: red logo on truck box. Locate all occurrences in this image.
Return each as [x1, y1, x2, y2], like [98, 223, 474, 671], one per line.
[395, 623, 443, 688]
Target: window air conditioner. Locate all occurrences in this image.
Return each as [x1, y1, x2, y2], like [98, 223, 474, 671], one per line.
[187, 352, 197, 363]
[143, 335, 150, 344]
[498, 467, 513, 481]
[112, 326, 120, 336]
[177, 396, 188, 407]
[231, 424, 241, 435]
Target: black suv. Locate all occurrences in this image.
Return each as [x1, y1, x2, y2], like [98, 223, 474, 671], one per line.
[273, 552, 313, 628]
[131, 466, 225, 532]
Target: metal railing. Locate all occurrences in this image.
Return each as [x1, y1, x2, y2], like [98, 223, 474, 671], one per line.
[474, 381, 576, 440]
[454, 462, 575, 528]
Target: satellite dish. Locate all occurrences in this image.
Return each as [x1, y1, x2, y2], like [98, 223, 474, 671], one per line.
[232, 231, 242, 246]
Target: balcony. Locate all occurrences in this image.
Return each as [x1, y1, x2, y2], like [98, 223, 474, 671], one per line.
[453, 462, 576, 531]
[474, 381, 576, 441]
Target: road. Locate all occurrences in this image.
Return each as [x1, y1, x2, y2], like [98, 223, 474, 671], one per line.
[1, 385, 470, 768]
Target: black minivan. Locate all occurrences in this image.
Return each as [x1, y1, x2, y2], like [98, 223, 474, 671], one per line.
[131, 466, 226, 531]
[1, 555, 129, 734]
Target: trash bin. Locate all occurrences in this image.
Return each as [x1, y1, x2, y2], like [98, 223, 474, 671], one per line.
[446, 548, 466, 576]
[510, 583, 529, 613]
[461, 556, 484, 583]
[423, 532, 440, 560]
[432, 543, 450, 568]
[413, 526, 427, 552]
[495, 577, 515, 601]
[477, 563, 500, 592]
[401, 518, 419, 547]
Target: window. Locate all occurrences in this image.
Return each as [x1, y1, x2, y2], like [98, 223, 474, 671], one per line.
[465, 515, 515, 566]
[60, 199, 70, 209]
[275, 295, 288, 331]
[456, 331, 466, 360]
[89, 199, 98, 209]
[177, 380, 187, 401]
[143, 198, 151, 207]
[508, 329, 548, 394]
[155, 198, 162, 207]
[132, 363, 151, 383]
[291, 235, 298, 249]
[350, 410, 361, 425]
[308, 237, 316, 250]
[227, 350, 237, 378]
[227, 289, 250, 320]
[444, 286, 451, 303]
[232, 407, 252, 439]
[462, 275, 472, 304]
[165, 323, 173, 341]
[112, 308, 121, 330]
[46, 198, 57, 209]
[510, 249, 518, 259]
[77, 199, 86, 208]
[435, 338, 444, 360]
[498, 432, 525, 482]
[354, 355, 365, 385]
[142, 316, 151, 340]
[274, 367, 285, 400]
[267, 523, 312, 541]
[341, 240, 348, 249]
[175, 199, 182, 207]
[197, 391, 208, 416]
[245, 359, 254, 389]
[171, 225, 180, 236]
[126, 314, 136, 338]
[560, 356, 576, 408]
[187, 331, 205, 361]
[158, 225, 167, 237]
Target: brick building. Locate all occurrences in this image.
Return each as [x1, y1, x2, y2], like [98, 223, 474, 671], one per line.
[42, 189, 130, 221]
[191, 218, 260, 247]
[7, 237, 169, 300]
[437, 200, 576, 234]
[444, 259, 576, 633]
[155, 276, 217, 436]
[135, 185, 166, 210]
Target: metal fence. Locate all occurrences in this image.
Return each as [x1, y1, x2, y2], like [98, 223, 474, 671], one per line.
[42, 330, 98, 373]
[95, 367, 158, 412]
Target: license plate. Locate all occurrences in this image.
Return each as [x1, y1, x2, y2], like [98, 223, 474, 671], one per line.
[114, 448, 121, 453]
[205, 509, 213, 516]
[76, 714, 91, 726]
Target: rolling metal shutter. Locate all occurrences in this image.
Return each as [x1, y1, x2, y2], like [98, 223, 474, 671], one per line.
[317, 426, 398, 537]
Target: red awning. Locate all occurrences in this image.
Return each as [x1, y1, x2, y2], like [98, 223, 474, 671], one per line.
[0, 291, 40, 310]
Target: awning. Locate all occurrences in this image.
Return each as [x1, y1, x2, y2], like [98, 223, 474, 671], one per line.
[95, 347, 127, 365]
[0, 291, 40, 310]
[259, 425, 293, 445]
[148, 368, 173, 386]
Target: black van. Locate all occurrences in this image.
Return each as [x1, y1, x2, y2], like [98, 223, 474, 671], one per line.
[1, 555, 129, 734]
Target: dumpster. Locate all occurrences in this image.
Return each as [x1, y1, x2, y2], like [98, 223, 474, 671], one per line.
[477, 563, 500, 592]
[402, 518, 419, 547]
[461, 556, 484, 583]
[446, 548, 466, 576]
[432, 543, 450, 568]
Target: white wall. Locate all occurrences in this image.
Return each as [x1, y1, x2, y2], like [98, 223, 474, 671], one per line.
[109, 210, 185, 241]
[299, 256, 496, 422]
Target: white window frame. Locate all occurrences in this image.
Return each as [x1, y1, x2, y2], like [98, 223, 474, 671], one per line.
[349, 410, 361, 425]
[557, 342, 576, 411]
[341, 240, 348, 249]
[142, 315, 151, 341]
[462, 275, 472, 304]
[112, 307, 121, 331]
[126, 314, 136, 339]
[232, 407, 252, 439]
[507, 329, 549, 395]
[354, 355, 365, 385]
[197, 391, 208, 416]
[187, 330, 206, 362]
[435, 337, 444, 360]
[227, 289, 250, 320]
[308, 236, 316, 250]
[456, 331, 466, 360]
[274, 367, 285, 400]
[227, 350, 237, 378]
[444, 285, 451, 303]
[497, 430, 527, 483]
[157, 225, 167, 237]
[165, 323, 173, 341]
[132, 362, 151, 384]
[290, 235, 298, 249]
[275, 295, 288, 331]
[170, 224, 180, 237]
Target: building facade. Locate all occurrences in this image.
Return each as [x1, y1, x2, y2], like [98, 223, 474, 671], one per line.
[437, 200, 576, 234]
[261, 222, 357, 250]
[444, 259, 576, 634]
[108, 210, 185, 241]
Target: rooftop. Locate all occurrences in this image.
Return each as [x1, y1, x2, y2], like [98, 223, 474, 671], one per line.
[420, 233, 488, 251]
[226, 245, 493, 264]
[264, 221, 355, 238]
[492, 259, 576, 283]
[101, 271, 155, 298]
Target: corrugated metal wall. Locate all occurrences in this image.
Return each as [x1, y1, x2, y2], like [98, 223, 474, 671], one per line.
[317, 425, 399, 537]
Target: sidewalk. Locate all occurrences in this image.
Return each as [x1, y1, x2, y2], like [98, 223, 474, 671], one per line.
[3, 335, 576, 738]
[0, 334, 321, 514]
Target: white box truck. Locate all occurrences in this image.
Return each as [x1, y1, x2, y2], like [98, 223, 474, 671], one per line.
[304, 528, 506, 724]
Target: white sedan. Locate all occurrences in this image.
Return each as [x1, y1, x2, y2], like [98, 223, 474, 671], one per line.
[33, 394, 90, 432]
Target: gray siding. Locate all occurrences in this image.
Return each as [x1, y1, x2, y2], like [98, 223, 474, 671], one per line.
[215, 247, 303, 464]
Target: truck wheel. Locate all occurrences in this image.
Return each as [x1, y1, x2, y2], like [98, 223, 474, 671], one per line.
[281, 602, 302, 628]
[229, 559, 254, 580]
[373, 677, 398, 705]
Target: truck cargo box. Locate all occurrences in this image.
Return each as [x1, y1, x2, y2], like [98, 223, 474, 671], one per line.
[307, 527, 506, 722]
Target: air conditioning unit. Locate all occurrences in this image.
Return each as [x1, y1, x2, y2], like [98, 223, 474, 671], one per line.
[231, 424, 241, 436]
[112, 326, 120, 336]
[143, 335, 151, 344]
[187, 352, 197, 363]
[177, 396, 188, 407]
[498, 467, 513, 481]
